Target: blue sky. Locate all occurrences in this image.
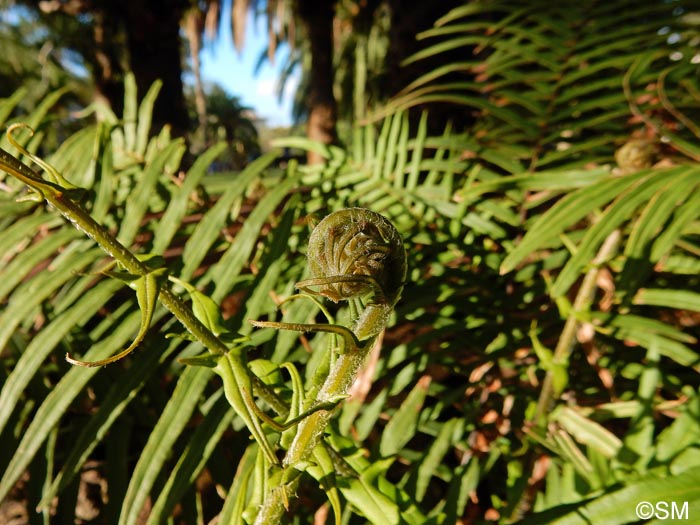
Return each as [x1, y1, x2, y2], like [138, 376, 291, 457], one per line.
[199, 7, 298, 127]
[1, 4, 297, 126]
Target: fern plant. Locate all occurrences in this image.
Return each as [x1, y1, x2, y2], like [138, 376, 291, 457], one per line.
[3, 2, 700, 523]
[0, 78, 428, 524]
[0, 78, 304, 523]
[272, 2, 700, 522]
[344, 1, 700, 522]
[386, 0, 700, 169]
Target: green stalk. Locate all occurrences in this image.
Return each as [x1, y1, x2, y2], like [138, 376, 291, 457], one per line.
[0, 146, 230, 356]
[533, 229, 621, 424]
[0, 144, 285, 465]
[253, 336, 377, 524]
[251, 208, 407, 524]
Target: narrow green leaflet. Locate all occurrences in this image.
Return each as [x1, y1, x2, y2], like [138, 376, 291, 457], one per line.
[180, 150, 279, 280]
[0, 228, 80, 301]
[0, 277, 119, 447]
[119, 365, 213, 525]
[306, 445, 344, 525]
[531, 326, 569, 398]
[380, 376, 430, 457]
[66, 267, 165, 367]
[136, 79, 163, 156]
[218, 445, 258, 525]
[122, 73, 139, 154]
[552, 407, 622, 459]
[414, 418, 462, 502]
[521, 465, 700, 525]
[0, 213, 63, 272]
[210, 172, 300, 302]
[650, 184, 700, 262]
[147, 392, 234, 525]
[341, 471, 401, 525]
[170, 276, 228, 337]
[0, 309, 143, 504]
[117, 140, 185, 245]
[634, 289, 700, 313]
[40, 332, 178, 509]
[0, 249, 101, 370]
[500, 174, 638, 274]
[0, 87, 70, 152]
[444, 459, 481, 524]
[551, 171, 671, 297]
[152, 142, 227, 254]
[0, 87, 27, 125]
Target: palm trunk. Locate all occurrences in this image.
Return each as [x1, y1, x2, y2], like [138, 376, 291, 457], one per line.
[122, 0, 190, 136]
[184, 9, 208, 147]
[297, 0, 338, 164]
[90, 7, 125, 118]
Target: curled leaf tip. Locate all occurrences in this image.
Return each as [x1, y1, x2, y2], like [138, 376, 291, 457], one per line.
[65, 352, 104, 368]
[302, 207, 407, 306]
[65, 333, 145, 367]
[7, 122, 35, 141]
[251, 208, 406, 343]
[6, 122, 78, 189]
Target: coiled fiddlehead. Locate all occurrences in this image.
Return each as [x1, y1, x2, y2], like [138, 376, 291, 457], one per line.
[251, 207, 406, 347]
[299, 208, 407, 341]
[303, 208, 405, 302]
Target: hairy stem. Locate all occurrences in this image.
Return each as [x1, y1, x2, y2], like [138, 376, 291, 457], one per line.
[0, 146, 233, 357]
[254, 336, 377, 524]
[0, 145, 287, 461]
[253, 208, 406, 523]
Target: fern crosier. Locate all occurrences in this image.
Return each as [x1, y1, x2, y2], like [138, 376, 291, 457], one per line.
[298, 207, 407, 341]
[249, 208, 407, 524]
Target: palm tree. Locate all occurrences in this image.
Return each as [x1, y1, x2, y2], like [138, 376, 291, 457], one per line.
[295, 0, 337, 162]
[188, 0, 338, 163]
[16, 0, 190, 135]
